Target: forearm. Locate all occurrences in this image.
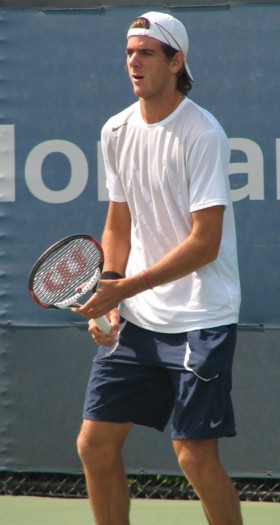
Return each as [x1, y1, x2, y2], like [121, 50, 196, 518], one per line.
[122, 206, 224, 296]
[120, 232, 213, 297]
[71, 236, 215, 319]
[101, 227, 130, 277]
[72, 206, 223, 320]
[100, 200, 131, 276]
[99, 227, 197, 299]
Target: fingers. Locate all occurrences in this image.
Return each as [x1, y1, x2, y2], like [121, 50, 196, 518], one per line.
[88, 309, 120, 347]
[71, 279, 123, 321]
[71, 297, 96, 317]
[108, 308, 120, 334]
[71, 288, 116, 319]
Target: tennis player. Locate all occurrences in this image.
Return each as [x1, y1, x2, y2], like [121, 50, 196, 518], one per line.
[73, 11, 242, 525]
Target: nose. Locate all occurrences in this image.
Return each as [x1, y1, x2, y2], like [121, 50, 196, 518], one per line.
[128, 52, 140, 68]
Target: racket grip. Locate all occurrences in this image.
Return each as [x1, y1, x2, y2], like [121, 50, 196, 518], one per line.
[94, 315, 111, 334]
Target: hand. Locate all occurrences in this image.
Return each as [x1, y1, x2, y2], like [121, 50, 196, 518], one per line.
[88, 308, 120, 347]
[71, 278, 126, 320]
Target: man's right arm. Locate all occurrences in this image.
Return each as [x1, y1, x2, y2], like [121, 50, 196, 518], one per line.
[101, 200, 131, 276]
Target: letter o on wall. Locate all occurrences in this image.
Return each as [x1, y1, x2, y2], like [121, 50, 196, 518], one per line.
[25, 140, 88, 203]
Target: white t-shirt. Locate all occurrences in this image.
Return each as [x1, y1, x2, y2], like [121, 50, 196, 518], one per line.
[101, 98, 241, 333]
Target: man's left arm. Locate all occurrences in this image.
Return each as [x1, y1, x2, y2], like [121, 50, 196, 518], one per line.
[73, 205, 224, 320]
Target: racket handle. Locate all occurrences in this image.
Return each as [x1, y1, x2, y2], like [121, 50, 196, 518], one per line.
[94, 316, 111, 334]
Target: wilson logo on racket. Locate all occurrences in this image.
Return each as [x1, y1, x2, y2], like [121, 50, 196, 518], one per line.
[41, 249, 88, 293]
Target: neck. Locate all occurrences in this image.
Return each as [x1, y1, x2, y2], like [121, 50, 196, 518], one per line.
[139, 92, 184, 124]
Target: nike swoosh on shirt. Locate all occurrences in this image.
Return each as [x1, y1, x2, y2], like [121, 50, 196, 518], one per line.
[210, 419, 223, 429]
[112, 123, 128, 132]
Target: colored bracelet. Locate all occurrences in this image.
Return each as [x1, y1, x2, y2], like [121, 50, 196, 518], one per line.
[142, 270, 154, 290]
[101, 271, 124, 280]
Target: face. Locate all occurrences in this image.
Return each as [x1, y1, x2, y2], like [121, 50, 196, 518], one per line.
[126, 36, 179, 101]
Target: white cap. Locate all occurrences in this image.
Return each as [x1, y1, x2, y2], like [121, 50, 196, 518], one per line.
[127, 11, 193, 81]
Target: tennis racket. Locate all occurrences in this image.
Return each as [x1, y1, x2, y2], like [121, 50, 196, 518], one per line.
[28, 234, 111, 333]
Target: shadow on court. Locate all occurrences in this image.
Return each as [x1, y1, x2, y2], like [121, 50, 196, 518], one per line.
[0, 496, 279, 524]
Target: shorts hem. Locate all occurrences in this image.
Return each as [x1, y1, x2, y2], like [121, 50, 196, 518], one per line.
[83, 413, 166, 432]
[83, 412, 132, 424]
[171, 431, 237, 440]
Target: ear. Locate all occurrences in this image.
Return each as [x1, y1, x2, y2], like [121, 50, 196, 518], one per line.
[170, 52, 185, 74]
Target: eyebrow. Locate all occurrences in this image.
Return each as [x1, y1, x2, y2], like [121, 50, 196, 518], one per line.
[126, 46, 157, 54]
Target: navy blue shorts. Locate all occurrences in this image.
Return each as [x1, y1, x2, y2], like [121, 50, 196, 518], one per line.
[83, 321, 237, 440]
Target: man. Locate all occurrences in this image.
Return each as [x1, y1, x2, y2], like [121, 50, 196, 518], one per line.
[73, 11, 242, 525]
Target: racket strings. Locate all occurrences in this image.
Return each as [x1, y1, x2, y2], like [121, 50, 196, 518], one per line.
[32, 239, 102, 305]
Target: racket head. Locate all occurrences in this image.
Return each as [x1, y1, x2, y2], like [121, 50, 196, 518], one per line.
[28, 234, 104, 309]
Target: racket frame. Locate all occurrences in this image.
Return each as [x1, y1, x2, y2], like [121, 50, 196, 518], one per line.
[28, 234, 111, 333]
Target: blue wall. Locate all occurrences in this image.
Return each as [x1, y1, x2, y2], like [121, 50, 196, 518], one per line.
[1, 3, 280, 476]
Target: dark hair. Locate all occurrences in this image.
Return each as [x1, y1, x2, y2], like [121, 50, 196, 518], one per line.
[129, 17, 193, 96]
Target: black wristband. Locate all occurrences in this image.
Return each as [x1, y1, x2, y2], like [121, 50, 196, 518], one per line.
[101, 271, 124, 280]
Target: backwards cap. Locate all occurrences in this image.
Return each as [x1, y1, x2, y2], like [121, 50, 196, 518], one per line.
[127, 11, 193, 81]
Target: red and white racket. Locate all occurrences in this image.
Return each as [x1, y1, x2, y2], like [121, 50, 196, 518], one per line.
[28, 234, 110, 333]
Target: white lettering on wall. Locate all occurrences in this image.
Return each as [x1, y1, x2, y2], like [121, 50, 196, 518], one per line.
[25, 140, 88, 203]
[0, 125, 15, 202]
[229, 138, 264, 201]
[0, 127, 278, 203]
